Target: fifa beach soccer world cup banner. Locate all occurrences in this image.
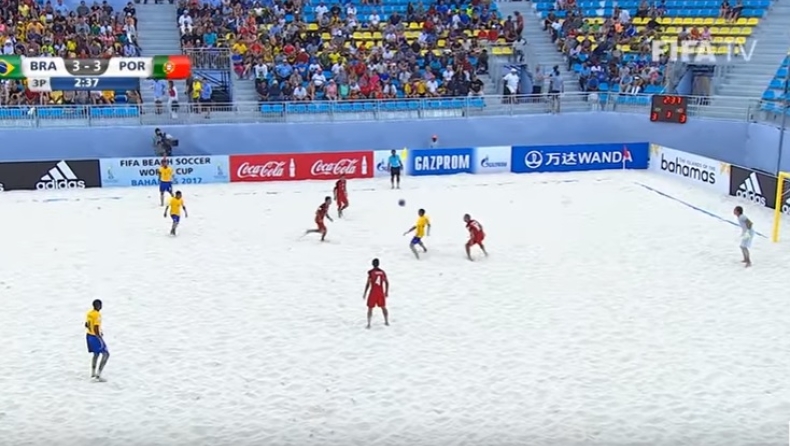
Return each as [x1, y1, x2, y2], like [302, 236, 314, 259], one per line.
[511, 143, 649, 173]
[472, 146, 511, 174]
[374, 149, 408, 177]
[100, 156, 230, 187]
[648, 144, 731, 195]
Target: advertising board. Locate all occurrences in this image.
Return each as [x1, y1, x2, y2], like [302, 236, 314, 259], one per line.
[511, 143, 649, 173]
[408, 148, 474, 176]
[648, 144, 730, 194]
[0, 160, 101, 191]
[230, 151, 373, 182]
[100, 156, 230, 187]
[472, 146, 511, 174]
[374, 149, 408, 177]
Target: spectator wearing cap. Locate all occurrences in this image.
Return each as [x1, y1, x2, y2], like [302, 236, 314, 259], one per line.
[502, 67, 520, 103]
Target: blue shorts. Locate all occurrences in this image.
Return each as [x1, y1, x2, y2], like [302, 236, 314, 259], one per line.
[410, 236, 422, 245]
[86, 334, 107, 354]
[159, 181, 172, 193]
[171, 214, 180, 223]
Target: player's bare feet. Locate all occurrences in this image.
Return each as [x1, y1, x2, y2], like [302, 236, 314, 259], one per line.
[745, 261, 752, 268]
[384, 321, 389, 326]
[365, 324, 371, 329]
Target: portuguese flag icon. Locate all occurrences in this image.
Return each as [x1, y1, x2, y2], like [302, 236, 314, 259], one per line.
[152, 55, 191, 79]
[0, 55, 22, 79]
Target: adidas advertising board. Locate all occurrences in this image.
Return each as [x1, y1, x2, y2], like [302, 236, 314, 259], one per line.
[728, 165, 777, 209]
[0, 160, 100, 191]
[648, 144, 730, 194]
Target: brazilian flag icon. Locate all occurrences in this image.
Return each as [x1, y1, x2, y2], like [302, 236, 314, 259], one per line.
[0, 55, 22, 79]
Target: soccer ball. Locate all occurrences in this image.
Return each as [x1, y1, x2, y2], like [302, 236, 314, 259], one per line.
[398, 199, 406, 207]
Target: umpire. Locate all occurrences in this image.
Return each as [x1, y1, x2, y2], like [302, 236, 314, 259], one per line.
[388, 149, 403, 189]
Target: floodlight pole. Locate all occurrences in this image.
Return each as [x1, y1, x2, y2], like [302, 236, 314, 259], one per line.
[775, 67, 790, 175]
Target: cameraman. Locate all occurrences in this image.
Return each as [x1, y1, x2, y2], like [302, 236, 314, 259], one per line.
[153, 128, 178, 157]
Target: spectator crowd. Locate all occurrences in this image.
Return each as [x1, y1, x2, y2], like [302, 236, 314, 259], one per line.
[0, 0, 142, 108]
[543, 0, 669, 96]
[176, 0, 514, 103]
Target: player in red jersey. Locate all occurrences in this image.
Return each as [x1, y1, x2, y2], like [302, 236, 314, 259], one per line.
[363, 258, 390, 329]
[334, 175, 349, 218]
[463, 214, 488, 261]
[304, 196, 333, 241]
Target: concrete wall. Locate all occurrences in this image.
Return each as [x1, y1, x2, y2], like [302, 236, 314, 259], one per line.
[4, 112, 789, 173]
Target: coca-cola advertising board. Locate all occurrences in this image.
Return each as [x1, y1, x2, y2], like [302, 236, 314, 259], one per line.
[230, 151, 374, 182]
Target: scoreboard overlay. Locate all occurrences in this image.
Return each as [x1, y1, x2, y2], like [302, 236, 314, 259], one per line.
[0, 55, 191, 92]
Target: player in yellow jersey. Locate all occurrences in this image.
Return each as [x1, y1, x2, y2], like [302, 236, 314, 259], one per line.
[85, 299, 110, 381]
[158, 158, 174, 206]
[164, 191, 188, 236]
[403, 208, 431, 259]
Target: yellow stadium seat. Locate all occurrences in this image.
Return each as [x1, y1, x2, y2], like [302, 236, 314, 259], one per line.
[719, 27, 731, 34]
[372, 32, 382, 39]
[307, 23, 318, 31]
[746, 18, 759, 25]
[710, 26, 720, 33]
[735, 36, 746, 44]
[739, 27, 753, 36]
[361, 32, 373, 40]
[666, 26, 678, 34]
[693, 18, 704, 25]
[714, 18, 728, 25]
[735, 17, 748, 25]
[722, 36, 735, 43]
[352, 31, 364, 40]
[713, 36, 724, 43]
[681, 18, 694, 25]
[408, 22, 420, 29]
[321, 32, 331, 40]
[437, 39, 446, 48]
[703, 18, 714, 25]
[670, 17, 683, 25]
[633, 17, 647, 25]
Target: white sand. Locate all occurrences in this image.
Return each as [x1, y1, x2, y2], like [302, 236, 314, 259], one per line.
[1, 171, 789, 446]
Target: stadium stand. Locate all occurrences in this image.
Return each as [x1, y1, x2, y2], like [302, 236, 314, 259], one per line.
[532, 0, 768, 106]
[0, 0, 143, 119]
[761, 53, 790, 114]
[178, 0, 513, 115]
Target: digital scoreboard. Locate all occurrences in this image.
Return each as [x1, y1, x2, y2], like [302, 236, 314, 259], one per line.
[0, 55, 191, 92]
[649, 94, 688, 124]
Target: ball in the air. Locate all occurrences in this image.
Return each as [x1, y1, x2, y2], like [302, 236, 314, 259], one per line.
[398, 199, 406, 207]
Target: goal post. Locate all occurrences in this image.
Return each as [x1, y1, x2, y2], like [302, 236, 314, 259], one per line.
[772, 171, 790, 242]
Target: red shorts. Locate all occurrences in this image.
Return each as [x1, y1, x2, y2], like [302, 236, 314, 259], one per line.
[367, 292, 386, 309]
[467, 234, 485, 245]
[315, 219, 326, 231]
[337, 195, 348, 207]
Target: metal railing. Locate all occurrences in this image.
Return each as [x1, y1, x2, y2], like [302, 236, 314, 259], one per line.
[183, 48, 231, 70]
[0, 92, 780, 128]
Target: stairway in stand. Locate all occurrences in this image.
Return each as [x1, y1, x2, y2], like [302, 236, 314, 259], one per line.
[135, 2, 186, 106]
[496, 0, 585, 109]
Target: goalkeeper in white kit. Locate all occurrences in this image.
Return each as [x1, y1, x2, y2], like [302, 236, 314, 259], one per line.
[733, 206, 753, 268]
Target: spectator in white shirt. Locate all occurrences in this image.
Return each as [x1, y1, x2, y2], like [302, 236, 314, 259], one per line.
[315, 1, 328, 20]
[503, 68, 520, 102]
[426, 78, 439, 96]
[368, 10, 381, 29]
[178, 12, 193, 34]
[254, 62, 268, 80]
[346, 3, 357, 16]
[311, 70, 327, 89]
[442, 66, 454, 83]
[294, 85, 308, 101]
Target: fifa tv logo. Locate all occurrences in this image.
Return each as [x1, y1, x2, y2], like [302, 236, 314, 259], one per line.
[651, 39, 758, 64]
